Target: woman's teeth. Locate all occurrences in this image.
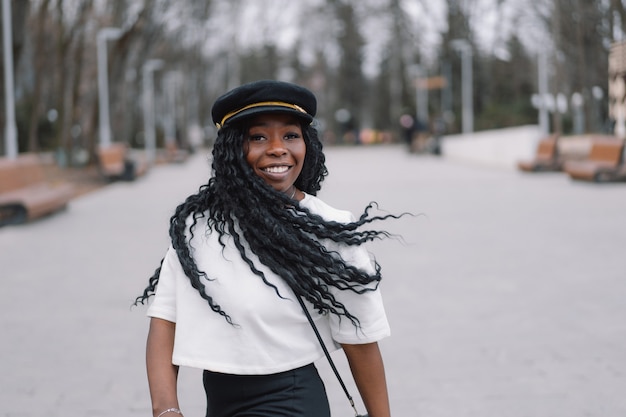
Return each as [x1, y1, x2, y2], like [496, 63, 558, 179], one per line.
[264, 166, 289, 173]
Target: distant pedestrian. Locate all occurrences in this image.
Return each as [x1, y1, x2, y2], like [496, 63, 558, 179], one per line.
[135, 80, 404, 417]
[399, 114, 415, 148]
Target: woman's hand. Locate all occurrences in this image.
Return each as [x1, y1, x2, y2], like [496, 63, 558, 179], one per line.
[341, 342, 391, 417]
[147, 318, 181, 417]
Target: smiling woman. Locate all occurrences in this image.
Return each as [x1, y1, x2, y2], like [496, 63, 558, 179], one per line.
[135, 80, 402, 417]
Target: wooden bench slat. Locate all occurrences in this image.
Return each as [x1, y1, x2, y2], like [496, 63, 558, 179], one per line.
[97, 143, 148, 181]
[564, 136, 625, 182]
[0, 154, 75, 225]
[517, 134, 562, 172]
[165, 142, 190, 164]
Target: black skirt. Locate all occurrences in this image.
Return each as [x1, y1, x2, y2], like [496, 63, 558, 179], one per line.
[203, 363, 331, 417]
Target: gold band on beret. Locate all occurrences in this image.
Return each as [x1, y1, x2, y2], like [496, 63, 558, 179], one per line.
[217, 101, 308, 129]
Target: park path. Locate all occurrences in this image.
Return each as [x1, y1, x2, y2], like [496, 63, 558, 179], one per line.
[1, 144, 625, 417]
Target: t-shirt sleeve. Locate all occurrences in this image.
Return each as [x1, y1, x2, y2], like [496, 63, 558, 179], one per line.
[328, 242, 391, 344]
[146, 245, 180, 323]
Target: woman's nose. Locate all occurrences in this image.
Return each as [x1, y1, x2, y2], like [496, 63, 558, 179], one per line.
[267, 135, 287, 154]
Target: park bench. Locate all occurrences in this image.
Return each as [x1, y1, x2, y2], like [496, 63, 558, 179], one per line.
[517, 134, 562, 172]
[0, 154, 75, 226]
[164, 141, 189, 163]
[563, 136, 625, 182]
[96, 143, 148, 181]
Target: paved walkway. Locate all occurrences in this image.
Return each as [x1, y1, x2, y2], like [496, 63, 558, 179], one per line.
[1, 145, 625, 417]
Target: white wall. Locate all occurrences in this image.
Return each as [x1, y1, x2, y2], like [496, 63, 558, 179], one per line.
[440, 125, 543, 170]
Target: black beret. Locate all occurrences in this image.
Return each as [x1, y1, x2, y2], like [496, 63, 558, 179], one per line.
[211, 80, 317, 129]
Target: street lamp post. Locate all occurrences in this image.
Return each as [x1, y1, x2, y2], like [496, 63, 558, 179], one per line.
[571, 92, 585, 134]
[537, 51, 550, 135]
[2, 0, 18, 159]
[413, 64, 429, 127]
[451, 39, 474, 134]
[97, 27, 123, 148]
[142, 59, 164, 165]
[162, 71, 180, 148]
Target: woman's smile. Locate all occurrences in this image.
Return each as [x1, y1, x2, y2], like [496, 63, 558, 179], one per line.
[262, 165, 291, 174]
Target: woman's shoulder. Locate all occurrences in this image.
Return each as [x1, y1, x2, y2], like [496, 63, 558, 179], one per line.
[300, 193, 354, 223]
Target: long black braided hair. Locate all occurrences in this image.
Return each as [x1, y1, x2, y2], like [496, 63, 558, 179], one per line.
[134, 120, 403, 326]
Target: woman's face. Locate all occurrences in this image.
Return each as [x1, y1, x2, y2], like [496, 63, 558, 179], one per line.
[243, 113, 306, 194]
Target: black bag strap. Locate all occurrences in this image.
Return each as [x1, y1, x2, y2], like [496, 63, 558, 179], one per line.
[295, 294, 365, 417]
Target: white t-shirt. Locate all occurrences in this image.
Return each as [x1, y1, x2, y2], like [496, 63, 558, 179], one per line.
[147, 193, 390, 375]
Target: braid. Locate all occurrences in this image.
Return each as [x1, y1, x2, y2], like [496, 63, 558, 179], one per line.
[134, 122, 406, 326]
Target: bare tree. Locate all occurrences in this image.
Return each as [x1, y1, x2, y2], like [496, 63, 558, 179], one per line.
[328, 0, 365, 136]
[26, 0, 53, 153]
[52, 0, 94, 165]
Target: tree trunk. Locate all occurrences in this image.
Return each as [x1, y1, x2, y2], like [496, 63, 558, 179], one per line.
[27, 0, 52, 153]
[551, 0, 563, 134]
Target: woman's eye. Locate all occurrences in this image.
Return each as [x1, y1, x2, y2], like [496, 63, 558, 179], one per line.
[248, 134, 266, 141]
[285, 133, 301, 140]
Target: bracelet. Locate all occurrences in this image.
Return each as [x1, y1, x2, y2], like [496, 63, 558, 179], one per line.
[156, 408, 182, 417]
